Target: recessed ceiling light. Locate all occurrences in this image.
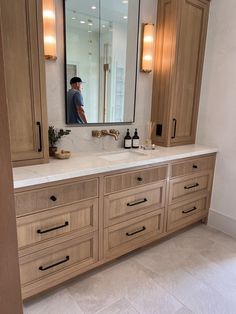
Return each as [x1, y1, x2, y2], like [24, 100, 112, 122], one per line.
[72, 17, 76, 20]
[88, 30, 92, 33]
[102, 24, 106, 28]
[91, 6, 96, 10]
[80, 20, 85, 24]
[123, 16, 128, 19]
[88, 22, 93, 26]
[122, 0, 128, 3]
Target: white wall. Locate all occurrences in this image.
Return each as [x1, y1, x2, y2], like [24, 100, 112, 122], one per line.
[46, 0, 157, 152]
[196, 0, 236, 236]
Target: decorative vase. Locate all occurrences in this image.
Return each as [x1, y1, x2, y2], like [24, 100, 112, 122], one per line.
[49, 146, 57, 157]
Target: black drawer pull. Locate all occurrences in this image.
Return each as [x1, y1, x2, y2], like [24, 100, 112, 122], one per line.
[50, 195, 57, 202]
[192, 164, 198, 169]
[184, 183, 199, 190]
[37, 221, 69, 234]
[126, 226, 146, 237]
[127, 198, 147, 207]
[137, 177, 143, 182]
[182, 206, 197, 214]
[36, 121, 42, 153]
[171, 118, 177, 139]
[39, 256, 70, 271]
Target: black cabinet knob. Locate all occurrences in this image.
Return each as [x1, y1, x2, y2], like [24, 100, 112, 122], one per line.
[50, 195, 57, 202]
[137, 177, 143, 182]
[192, 164, 198, 169]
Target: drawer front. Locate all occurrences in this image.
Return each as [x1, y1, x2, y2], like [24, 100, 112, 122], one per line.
[19, 232, 98, 287]
[17, 199, 98, 250]
[167, 195, 209, 231]
[171, 155, 215, 178]
[15, 178, 98, 216]
[104, 165, 168, 195]
[104, 182, 166, 227]
[169, 171, 213, 204]
[104, 210, 164, 258]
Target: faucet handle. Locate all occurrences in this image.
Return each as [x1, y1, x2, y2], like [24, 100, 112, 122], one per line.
[109, 129, 120, 136]
[92, 130, 102, 138]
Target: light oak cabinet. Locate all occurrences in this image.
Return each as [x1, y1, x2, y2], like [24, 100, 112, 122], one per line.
[151, 0, 210, 146]
[15, 154, 215, 299]
[0, 0, 48, 166]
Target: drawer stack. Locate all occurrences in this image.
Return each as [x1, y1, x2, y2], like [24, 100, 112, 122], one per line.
[15, 178, 99, 299]
[167, 155, 215, 232]
[103, 165, 168, 259]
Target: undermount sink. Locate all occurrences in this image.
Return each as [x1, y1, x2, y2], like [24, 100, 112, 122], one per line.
[98, 150, 148, 161]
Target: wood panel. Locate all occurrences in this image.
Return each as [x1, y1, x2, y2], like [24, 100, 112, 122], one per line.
[0, 11, 23, 312]
[167, 194, 209, 231]
[171, 155, 215, 178]
[170, 0, 210, 145]
[151, 0, 210, 146]
[104, 209, 164, 259]
[104, 165, 167, 195]
[15, 178, 98, 216]
[104, 182, 166, 227]
[169, 170, 213, 204]
[0, 0, 48, 166]
[17, 199, 98, 249]
[19, 232, 98, 288]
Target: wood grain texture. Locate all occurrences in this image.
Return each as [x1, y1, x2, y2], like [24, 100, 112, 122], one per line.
[19, 232, 98, 288]
[0, 0, 48, 166]
[104, 209, 164, 259]
[167, 193, 209, 231]
[104, 165, 168, 194]
[17, 199, 98, 249]
[169, 170, 213, 204]
[0, 8, 23, 312]
[15, 178, 98, 217]
[171, 154, 215, 178]
[151, 0, 210, 146]
[104, 182, 166, 227]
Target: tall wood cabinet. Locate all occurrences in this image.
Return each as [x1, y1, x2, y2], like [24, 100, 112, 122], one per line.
[0, 0, 48, 166]
[151, 0, 210, 147]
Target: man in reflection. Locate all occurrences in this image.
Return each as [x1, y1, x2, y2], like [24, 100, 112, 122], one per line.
[67, 77, 88, 124]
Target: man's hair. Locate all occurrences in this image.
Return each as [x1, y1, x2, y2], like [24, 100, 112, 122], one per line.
[70, 77, 83, 85]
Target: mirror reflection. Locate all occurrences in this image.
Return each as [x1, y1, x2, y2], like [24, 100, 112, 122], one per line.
[64, 0, 140, 124]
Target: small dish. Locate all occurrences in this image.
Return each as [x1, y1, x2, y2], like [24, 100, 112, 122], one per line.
[54, 150, 71, 159]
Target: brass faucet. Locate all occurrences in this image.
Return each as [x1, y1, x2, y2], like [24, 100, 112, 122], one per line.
[92, 129, 120, 141]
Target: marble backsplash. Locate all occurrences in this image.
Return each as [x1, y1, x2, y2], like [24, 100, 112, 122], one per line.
[45, 0, 157, 152]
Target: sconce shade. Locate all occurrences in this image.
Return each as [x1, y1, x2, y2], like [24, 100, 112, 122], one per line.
[141, 23, 155, 73]
[43, 0, 57, 60]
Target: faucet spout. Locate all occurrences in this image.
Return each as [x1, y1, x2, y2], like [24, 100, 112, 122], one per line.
[92, 129, 120, 141]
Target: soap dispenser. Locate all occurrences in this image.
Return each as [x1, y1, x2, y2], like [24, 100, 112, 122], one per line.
[124, 129, 132, 149]
[132, 128, 140, 149]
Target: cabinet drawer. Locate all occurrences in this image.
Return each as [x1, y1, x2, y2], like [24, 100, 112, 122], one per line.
[17, 199, 98, 250]
[15, 178, 98, 216]
[171, 155, 215, 178]
[104, 182, 166, 227]
[104, 210, 164, 258]
[19, 232, 98, 287]
[169, 171, 213, 204]
[104, 165, 167, 195]
[167, 195, 209, 232]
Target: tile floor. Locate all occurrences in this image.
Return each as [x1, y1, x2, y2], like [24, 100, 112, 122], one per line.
[24, 225, 236, 314]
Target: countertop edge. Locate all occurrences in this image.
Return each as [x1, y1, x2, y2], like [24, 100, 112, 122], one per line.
[13, 147, 218, 190]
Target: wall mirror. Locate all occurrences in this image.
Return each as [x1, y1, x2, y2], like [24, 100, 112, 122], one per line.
[64, 0, 140, 125]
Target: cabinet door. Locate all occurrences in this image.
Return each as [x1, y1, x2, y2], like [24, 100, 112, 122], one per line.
[170, 0, 209, 145]
[0, 0, 48, 166]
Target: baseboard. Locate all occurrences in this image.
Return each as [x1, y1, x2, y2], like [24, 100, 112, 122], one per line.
[208, 209, 236, 238]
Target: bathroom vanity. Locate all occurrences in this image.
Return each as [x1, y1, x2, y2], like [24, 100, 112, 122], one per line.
[13, 145, 217, 299]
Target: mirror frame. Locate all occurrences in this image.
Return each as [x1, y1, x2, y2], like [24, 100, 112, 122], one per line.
[63, 0, 141, 126]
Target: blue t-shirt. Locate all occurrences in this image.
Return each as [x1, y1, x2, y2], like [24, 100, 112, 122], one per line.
[67, 89, 85, 124]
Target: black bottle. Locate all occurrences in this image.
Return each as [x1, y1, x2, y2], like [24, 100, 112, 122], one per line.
[124, 129, 132, 149]
[132, 128, 140, 149]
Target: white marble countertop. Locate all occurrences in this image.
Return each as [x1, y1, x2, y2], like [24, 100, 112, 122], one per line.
[13, 144, 218, 189]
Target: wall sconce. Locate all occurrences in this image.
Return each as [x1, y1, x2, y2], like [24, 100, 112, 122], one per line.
[141, 23, 155, 73]
[43, 0, 57, 60]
